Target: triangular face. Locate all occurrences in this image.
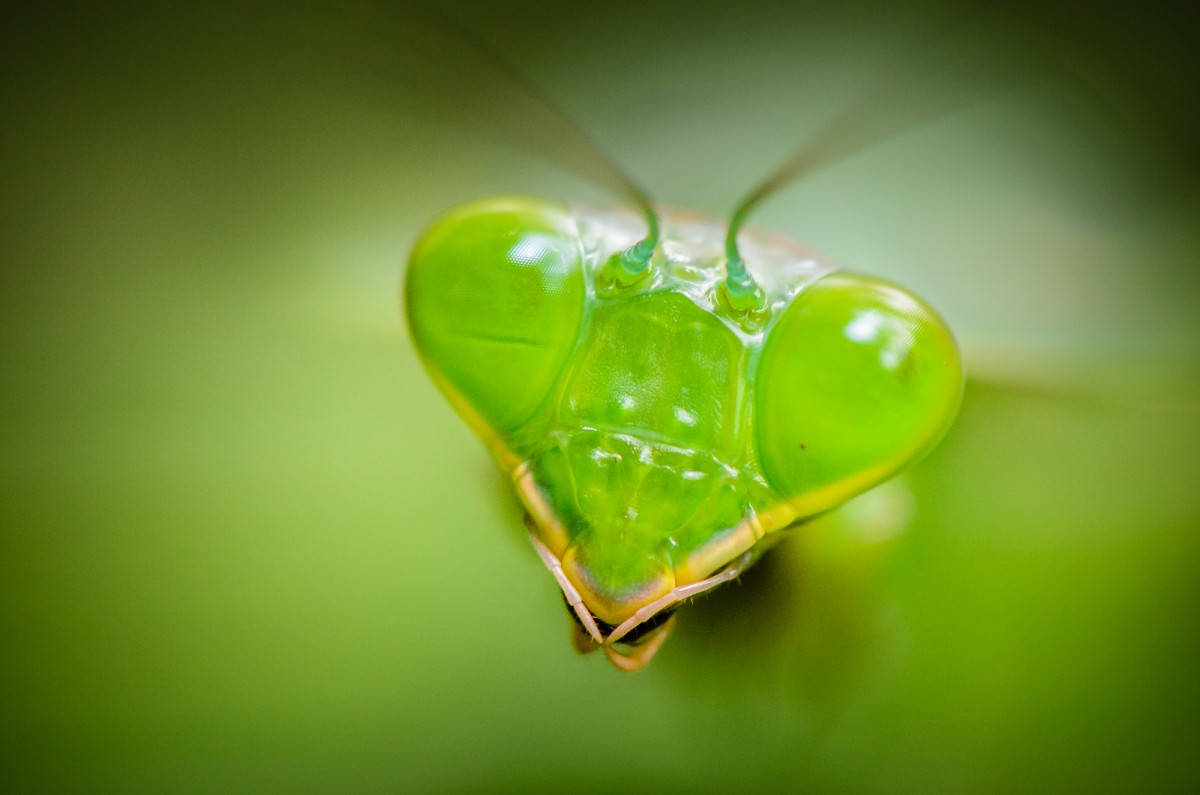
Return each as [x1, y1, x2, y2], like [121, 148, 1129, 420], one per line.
[406, 197, 962, 667]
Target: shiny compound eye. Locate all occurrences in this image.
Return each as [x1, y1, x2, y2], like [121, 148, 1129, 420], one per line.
[405, 197, 585, 439]
[754, 273, 963, 518]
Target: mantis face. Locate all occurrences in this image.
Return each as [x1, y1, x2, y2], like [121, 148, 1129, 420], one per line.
[407, 196, 961, 668]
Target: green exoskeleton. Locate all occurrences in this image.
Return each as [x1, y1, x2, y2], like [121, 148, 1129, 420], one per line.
[407, 198, 960, 669]
[401, 6, 976, 669]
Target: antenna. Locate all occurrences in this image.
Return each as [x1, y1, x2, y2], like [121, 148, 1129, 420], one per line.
[272, 1, 660, 273]
[723, 4, 1046, 298]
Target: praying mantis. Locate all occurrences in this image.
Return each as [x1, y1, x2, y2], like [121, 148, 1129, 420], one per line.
[382, 1, 1169, 669]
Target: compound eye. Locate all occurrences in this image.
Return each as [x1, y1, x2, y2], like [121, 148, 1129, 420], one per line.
[754, 273, 963, 517]
[405, 197, 585, 438]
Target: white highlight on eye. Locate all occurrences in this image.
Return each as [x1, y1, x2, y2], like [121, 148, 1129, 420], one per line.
[674, 407, 697, 426]
[845, 309, 884, 343]
[619, 395, 636, 410]
[880, 349, 905, 370]
[845, 308, 914, 372]
[507, 235, 549, 265]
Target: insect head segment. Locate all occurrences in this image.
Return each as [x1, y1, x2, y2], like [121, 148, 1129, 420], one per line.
[405, 197, 963, 671]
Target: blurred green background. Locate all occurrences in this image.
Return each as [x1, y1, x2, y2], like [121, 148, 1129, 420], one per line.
[2, 1, 1198, 791]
